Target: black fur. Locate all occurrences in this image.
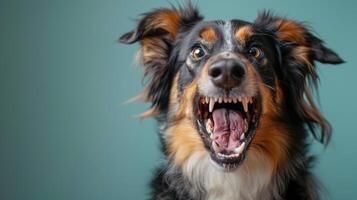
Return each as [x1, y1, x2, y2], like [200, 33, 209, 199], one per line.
[120, 3, 343, 200]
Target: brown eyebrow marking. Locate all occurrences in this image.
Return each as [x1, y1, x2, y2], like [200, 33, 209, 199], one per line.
[235, 25, 253, 44]
[199, 27, 218, 42]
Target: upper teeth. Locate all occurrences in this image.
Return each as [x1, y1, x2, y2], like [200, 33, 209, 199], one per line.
[204, 96, 253, 113]
[234, 142, 246, 154]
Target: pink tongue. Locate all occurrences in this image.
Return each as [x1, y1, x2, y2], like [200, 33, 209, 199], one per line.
[212, 108, 245, 152]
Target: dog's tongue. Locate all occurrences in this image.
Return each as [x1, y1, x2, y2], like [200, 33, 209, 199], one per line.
[212, 108, 245, 152]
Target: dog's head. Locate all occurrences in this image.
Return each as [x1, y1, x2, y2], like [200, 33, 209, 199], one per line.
[120, 4, 343, 171]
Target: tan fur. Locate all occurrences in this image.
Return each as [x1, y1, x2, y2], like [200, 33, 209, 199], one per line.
[200, 27, 218, 43]
[235, 25, 253, 44]
[141, 37, 169, 63]
[275, 19, 306, 45]
[167, 78, 206, 165]
[292, 46, 315, 77]
[167, 119, 206, 166]
[143, 10, 181, 39]
[246, 64, 290, 173]
[274, 78, 284, 105]
[133, 10, 182, 116]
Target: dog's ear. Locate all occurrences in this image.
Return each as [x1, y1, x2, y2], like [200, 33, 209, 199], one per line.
[254, 12, 344, 145]
[255, 11, 344, 65]
[120, 3, 203, 117]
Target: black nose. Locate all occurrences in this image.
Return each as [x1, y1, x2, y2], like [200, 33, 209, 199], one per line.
[208, 59, 245, 89]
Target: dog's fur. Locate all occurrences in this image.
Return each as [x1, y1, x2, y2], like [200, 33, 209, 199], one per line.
[120, 3, 343, 200]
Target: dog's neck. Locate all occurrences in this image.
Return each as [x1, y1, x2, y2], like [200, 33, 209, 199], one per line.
[181, 151, 274, 200]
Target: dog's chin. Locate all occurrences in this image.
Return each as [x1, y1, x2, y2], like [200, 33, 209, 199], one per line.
[194, 94, 261, 171]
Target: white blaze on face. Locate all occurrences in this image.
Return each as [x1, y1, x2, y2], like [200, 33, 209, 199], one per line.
[223, 21, 234, 51]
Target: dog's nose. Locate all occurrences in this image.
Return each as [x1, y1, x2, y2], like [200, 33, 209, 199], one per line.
[208, 59, 245, 90]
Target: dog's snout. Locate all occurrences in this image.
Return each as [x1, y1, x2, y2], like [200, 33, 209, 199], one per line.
[208, 59, 245, 90]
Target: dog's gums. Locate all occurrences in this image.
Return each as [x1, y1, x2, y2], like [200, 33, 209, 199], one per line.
[196, 95, 261, 170]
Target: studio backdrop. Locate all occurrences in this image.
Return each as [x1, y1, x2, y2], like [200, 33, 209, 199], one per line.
[1, 0, 356, 199]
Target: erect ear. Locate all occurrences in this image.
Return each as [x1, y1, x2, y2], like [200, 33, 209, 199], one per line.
[254, 12, 344, 145]
[119, 4, 203, 117]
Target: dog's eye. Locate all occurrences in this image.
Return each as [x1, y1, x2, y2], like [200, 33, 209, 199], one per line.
[248, 47, 263, 59]
[191, 46, 206, 60]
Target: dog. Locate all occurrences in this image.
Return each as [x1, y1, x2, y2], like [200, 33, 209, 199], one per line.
[120, 3, 343, 200]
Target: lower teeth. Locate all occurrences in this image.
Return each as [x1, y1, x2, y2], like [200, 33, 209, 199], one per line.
[206, 119, 213, 134]
[240, 133, 245, 140]
[212, 141, 221, 153]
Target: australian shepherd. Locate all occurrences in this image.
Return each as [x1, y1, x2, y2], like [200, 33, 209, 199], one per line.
[120, 3, 343, 200]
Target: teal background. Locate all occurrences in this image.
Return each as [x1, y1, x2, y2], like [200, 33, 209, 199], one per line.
[1, 0, 355, 199]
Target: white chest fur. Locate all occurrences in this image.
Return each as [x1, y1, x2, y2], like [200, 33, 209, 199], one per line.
[182, 152, 273, 200]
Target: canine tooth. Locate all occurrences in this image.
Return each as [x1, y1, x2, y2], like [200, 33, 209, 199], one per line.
[234, 142, 246, 154]
[212, 141, 221, 152]
[243, 119, 248, 132]
[240, 133, 245, 140]
[206, 119, 213, 134]
[242, 98, 249, 113]
[209, 98, 215, 112]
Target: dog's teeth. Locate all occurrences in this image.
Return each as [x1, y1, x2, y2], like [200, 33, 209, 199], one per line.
[234, 142, 245, 154]
[218, 153, 227, 158]
[212, 141, 221, 152]
[205, 97, 209, 104]
[209, 97, 215, 113]
[240, 133, 245, 140]
[242, 97, 249, 113]
[224, 97, 228, 103]
[218, 97, 223, 103]
[233, 97, 237, 103]
[228, 97, 232, 103]
[206, 119, 213, 134]
[243, 119, 248, 132]
[238, 96, 242, 102]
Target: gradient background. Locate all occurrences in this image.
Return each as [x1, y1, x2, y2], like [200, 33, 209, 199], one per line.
[1, 0, 356, 199]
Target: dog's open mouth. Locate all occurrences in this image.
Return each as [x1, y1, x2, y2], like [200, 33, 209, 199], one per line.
[196, 95, 261, 170]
